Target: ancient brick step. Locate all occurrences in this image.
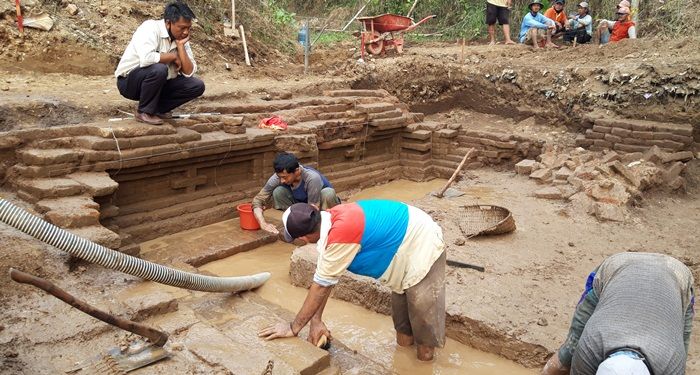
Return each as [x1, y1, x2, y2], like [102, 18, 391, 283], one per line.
[140, 217, 278, 267]
[368, 109, 403, 121]
[407, 121, 446, 132]
[356, 102, 397, 114]
[15, 177, 84, 201]
[401, 140, 431, 152]
[67, 171, 118, 197]
[120, 199, 248, 243]
[18, 148, 83, 166]
[323, 158, 398, 181]
[369, 115, 410, 130]
[94, 123, 179, 138]
[36, 196, 101, 228]
[110, 189, 253, 229]
[331, 166, 402, 191]
[594, 118, 693, 137]
[324, 89, 389, 98]
[402, 130, 432, 141]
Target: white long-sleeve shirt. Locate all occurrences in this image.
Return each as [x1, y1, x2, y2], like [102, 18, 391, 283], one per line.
[114, 19, 197, 79]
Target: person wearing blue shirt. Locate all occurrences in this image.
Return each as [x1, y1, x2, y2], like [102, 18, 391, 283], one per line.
[564, 2, 593, 44]
[519, 0, 558, 49]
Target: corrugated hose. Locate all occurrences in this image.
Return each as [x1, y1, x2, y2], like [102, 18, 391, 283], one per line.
[0, 197, 270, 293]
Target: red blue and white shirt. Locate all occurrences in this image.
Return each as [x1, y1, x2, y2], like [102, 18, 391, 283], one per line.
[314, 200, 445, 293]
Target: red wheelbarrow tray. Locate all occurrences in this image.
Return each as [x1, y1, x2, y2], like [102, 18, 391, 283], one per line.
[357, 14, 435, 33]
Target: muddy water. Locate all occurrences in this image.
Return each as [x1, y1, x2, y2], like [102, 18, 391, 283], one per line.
[349, 179, 447, 202]
[201, 242, 535, 375]
[198, 180, 535, 374]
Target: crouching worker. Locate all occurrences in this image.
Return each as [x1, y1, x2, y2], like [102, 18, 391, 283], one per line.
[542, 252, 695, 375]
[519, 0, 558, 49]
[252, 152, 340, 234]
[114, 1, 205, 125]
[258, 200, 447, 361]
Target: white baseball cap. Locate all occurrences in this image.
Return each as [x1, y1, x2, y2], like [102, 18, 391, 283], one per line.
[597, 354, 650, 375]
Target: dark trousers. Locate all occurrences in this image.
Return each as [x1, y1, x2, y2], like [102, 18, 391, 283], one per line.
[564, 28, 592, 44]
[116, 63, 205, 115]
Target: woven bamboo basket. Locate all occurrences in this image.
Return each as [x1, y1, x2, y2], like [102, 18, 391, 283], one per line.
[458, 205, 516, 238]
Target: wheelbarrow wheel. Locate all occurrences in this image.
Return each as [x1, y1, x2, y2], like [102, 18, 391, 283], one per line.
[365, 31, 384, 55]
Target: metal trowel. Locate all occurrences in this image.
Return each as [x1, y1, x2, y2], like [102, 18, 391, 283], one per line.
[65, 341, 171, 374]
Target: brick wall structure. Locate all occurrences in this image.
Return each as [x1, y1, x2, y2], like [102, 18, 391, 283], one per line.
[0, 89, 545, 253]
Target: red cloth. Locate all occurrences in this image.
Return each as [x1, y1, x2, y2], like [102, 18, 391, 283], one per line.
[258, 115, 288, 131]
[610, 21, 635, 42]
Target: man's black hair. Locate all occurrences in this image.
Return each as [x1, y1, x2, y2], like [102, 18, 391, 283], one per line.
[273, 152, 300, 174]
[164, 1, 196, 23]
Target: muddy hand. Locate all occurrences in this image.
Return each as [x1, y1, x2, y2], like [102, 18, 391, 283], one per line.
[261, 222, 279, 235]
[258, 321, 295, 340]
[308, 320, 331, 347]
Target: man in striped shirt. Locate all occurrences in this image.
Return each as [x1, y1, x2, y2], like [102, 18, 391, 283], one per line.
[258, 200, 446, 361]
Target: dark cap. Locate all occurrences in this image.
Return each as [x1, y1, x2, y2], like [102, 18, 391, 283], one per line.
[282, 203, 320, 242]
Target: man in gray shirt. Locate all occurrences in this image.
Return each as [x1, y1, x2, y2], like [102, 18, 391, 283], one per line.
[542, 252, 695, 375]
[252, 152, 340, 234]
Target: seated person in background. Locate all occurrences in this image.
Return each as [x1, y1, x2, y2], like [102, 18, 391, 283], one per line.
[563, 2, 593, 44]
[544, 0, 568, 38]
[596, 5, 636, 44]
[519, 0, 558, 49]
[252, 152, 340, 234]
[114, 1, 205, 125]
[541, 252, 694, 375]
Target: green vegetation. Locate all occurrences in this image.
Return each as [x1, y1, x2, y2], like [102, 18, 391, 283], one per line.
[313, 31, 355, 46]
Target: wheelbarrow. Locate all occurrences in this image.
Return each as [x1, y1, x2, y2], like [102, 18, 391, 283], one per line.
[357, 14, 436, 58]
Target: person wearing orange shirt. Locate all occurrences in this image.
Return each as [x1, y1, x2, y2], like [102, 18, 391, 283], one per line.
[596, 6, 636, 44]
[544, 0, 568, 38]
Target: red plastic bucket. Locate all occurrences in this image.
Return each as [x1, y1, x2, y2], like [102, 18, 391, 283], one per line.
[237, 203, 260, 230]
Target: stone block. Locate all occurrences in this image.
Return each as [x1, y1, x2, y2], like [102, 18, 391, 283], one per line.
[16, 177, 84, 200]
[481, 138, 518, 149]
[662, 162, 685, 184]
[356, 102, 396, 113]
[643, 146, 666, 164]
[631, 131, 654, 140]
[584, 129, 605, 140]
[435, 129, 458, 138]
[0, 135, 21, 150]
[67, 172, 119, 197]
[648, 139, 685, 151]
[593, 140, 613, 149]
[593, 203, 626, 222]
[604, 133, 622, 143]
[554, 166, 573, 181]
[610, 161, 640, 188]
[38, 196, 101, 228]
[402, 130, 432, 141]
[600, 151, 620, 164]
[515, 159, 538, 175]
[557, 185, 580, 199]
[534, 186, 562, 200]
[569, 192, 595, 214]
[592, 125, 612, 134]
[668, 176, 686, 190]
[611, 128, 632, 137]
[575, 135, 594, 147]
[529, 168, 552, 182]
[19, 148, 83, 166]
[589, 180, 630, 205]
[661, 151, 694, 163]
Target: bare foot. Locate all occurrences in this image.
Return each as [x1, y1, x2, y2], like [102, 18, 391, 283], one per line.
[488, 41, 496, 46]
[545, 42, 560, 48]
[504, 40, 516, 45]
[396, 332, 414, 347]
[417, 345, 435, 361]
